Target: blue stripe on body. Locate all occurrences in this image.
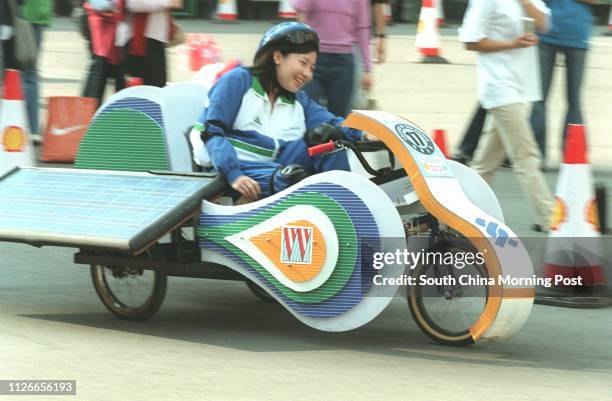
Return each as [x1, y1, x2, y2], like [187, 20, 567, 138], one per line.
[199, 183, 381, 318]
[99, 97, 165, 129]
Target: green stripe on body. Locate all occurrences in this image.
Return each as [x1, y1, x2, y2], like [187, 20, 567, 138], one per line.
[198, 192, 358, 304]
[228, 138, 275, 157]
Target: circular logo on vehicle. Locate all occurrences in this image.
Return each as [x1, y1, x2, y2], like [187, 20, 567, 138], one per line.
[395, 124, 435, 155]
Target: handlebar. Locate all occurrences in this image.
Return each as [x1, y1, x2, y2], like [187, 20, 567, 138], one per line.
[307, 139, 393, 177]
[307, 140, 336, 157]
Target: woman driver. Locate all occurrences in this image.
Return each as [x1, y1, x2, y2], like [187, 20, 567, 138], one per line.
[193, 22, 372, 201]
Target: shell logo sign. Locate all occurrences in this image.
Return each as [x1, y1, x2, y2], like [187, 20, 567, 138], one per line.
[550, 196, 568, 232]
[585, 199, 600, 232]
[2, 125, 26, 152]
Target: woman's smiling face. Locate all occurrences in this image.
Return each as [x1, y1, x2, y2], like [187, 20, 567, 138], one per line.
[273, 50, 317, 93]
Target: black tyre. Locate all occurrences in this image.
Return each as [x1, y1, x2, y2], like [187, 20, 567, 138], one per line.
[245, 279, 277, 303]
[407, 239, 489, 346]
[91, 264, 167, 321]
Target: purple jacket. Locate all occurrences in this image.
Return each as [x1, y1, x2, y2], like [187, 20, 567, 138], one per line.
[293, 0, 372, 72]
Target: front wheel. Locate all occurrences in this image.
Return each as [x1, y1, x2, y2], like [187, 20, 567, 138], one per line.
[91, 265, 167, 321]
[407, 239, 489, 346]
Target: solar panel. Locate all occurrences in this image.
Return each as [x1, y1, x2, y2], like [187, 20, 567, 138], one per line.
[0, 168, 216, 253]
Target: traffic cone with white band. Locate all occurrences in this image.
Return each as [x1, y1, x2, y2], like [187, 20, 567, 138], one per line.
[537, 124, 610, 308]
[278, 0, 297, 19]
[435, 0, 444, 27]
[0, 69, 36, 176]
[383, 2, 392, 23]
[216, 0, 238, 21]
[415, 0, 449, 63]
[604, 5, 612, 36]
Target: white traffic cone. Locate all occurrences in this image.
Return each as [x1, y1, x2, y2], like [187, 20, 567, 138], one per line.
[435, 0, 444, 27]
[415, 0, 448, 63]
[216, 0, 238, 21]
[538, 124, 609, 307]
[605, 5, 612, 36]
[383, 2, 392, 24]
[278, 0, 297, 19]
[0, 69, 36, 176]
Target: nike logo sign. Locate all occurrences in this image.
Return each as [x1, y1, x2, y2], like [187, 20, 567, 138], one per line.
[50, 124, 87, 136]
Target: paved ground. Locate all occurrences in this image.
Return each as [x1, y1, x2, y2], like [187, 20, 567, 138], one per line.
[0, 19, 611, 401]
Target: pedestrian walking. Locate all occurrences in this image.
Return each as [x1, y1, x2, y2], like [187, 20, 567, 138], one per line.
[529, 0, 597, 162]
[294, 0, 373, 117]
[459, 0, 554, 231]
[82, 0, 126, 106]
[0, 0, 13, 86]
[18, 0, 52, 141]
[118, 0, 182, 87]
[451, 103, 486, 164]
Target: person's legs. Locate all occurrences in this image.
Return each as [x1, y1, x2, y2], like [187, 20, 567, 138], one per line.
[302, 53, 328, 104]
[239, 161, 280, 199]
[82, 55, 108, 106]
[21, 24, 44, 135]
[491, 103, 553, 227]
[530, 41, 557, 159]
[454, 103, 487, 160]
[111, 62, 126, 93]
[142, 39, 166, 87]
[562, 46, 587, 147]
[350, 45, 364, 109]
[324, 53, 354, 117]
[469, 115, 506, 185]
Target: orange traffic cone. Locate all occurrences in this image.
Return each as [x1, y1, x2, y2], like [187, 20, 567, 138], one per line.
[216, 0, 238, 21]
[278, 0, 296, 19]
[415, 0, 449, 63]
[432, 129, 448, 158]
[537, 124, 610, 308]
[0, 69, 36, 176]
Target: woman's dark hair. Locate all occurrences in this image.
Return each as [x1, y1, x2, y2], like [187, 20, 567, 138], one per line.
[252, 41, 318, 97]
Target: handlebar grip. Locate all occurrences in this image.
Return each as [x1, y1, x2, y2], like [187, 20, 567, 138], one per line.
[308, 140, 336, 157]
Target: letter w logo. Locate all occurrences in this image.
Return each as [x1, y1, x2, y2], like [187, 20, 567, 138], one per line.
[281, 226, 313, 264]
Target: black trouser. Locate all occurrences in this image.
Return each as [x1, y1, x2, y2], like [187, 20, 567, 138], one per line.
[82, 55, 126, 106]
[2, 37, 18, 69]
[457, 104, 487, 158]
[124, 38, 167, 88]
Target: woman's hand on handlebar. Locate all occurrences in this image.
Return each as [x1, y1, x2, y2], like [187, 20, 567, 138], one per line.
[232, 175, 261, 201]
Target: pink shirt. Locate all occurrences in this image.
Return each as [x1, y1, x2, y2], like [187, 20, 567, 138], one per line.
[293, 0, 372, 72]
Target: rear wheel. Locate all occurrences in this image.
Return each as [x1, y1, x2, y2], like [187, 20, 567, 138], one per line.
[91, 264, 167, 321]
[407, 239, 489, 346]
